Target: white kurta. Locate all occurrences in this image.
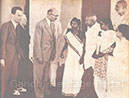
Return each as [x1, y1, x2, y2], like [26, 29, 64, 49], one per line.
[84, 22, 101, 69]
[62, 32, 84, 96]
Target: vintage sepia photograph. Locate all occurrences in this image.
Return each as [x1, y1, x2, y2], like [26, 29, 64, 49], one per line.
[0, 0, 129, 98]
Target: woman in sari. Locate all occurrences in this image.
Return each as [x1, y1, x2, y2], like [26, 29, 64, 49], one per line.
[61, 17, 84, 97]
[92, 18, 117, 98]
[110, 24, 129, 98]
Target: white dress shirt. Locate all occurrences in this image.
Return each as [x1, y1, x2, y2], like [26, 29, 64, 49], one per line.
[11, 20, 18, 29]
[46, 17, 51, 27]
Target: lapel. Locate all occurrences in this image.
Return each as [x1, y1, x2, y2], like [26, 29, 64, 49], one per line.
[43, 18, 53, 38]
[9, 21, 17, 39]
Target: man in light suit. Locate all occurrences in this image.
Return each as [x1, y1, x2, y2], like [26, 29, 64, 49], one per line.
[33, 8, 62, 98]
[0, 7, 23, 98]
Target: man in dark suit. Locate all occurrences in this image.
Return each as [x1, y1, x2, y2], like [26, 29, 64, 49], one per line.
[33, 8, 62, 98]
[0, 6, 23, 98]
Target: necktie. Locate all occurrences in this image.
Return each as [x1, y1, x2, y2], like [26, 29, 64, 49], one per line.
[50, 22, 55, 35]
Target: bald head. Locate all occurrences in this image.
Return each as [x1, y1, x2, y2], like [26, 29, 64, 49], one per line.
[85, 14, 97, 27]
[47, 8, 59, 22]
[115, 0, 127, 16]
[116, 0, 127, 9]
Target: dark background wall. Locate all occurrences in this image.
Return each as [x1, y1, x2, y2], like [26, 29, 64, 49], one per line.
[81, 0, 111, 31]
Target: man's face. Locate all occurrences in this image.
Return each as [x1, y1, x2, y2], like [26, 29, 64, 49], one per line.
[48, 12, 58, 22]
[85, 16, 96, 27]
[13, 10, 23, 23]
[115, 4, 125, 16]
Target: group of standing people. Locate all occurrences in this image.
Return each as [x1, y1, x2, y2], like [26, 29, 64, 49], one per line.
[33, 0, 129, 97]
[0, 0, 129, 98]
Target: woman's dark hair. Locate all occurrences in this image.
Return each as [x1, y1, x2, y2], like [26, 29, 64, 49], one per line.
[70, 17, 81, 27]
[66, 17, 81, 34]
[68, 17, 81, 33]
[66, 17, 85, 40]
[99, 18, 114, 30]
[118, 24, 129, 40]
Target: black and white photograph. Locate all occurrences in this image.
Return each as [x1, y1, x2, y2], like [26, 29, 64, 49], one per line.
[0, 0, 129, 98]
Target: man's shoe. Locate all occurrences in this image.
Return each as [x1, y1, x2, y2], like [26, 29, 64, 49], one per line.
[17, 87, 27, 92]
[12, 90, 21, 96]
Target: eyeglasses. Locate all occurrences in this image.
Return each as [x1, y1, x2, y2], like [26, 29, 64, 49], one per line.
[50, 13, 58, 17]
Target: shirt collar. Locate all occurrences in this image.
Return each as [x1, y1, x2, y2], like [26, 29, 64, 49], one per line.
[46, 17, 51, 27]
[11, 20, 18, 29]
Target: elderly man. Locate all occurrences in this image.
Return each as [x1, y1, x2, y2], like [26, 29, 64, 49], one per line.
[33, 8, 62, 98]
[111, 0, 129, 30]
[0, 7, 23, 98]
[84, 14, 101, 70]
[78, 13, 100, 98]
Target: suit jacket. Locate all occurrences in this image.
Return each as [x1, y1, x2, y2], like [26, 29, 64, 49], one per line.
[0, 21, 23, 65]
[33, 18, 58, 63]
[52, 20, 63, 63]
[18, 25, 30, 58]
